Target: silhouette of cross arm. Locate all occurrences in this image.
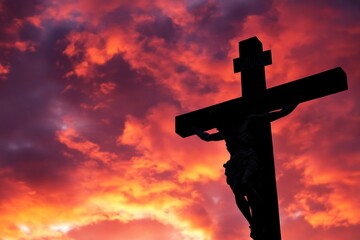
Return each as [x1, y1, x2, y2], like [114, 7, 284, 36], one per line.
[175, 67, 347, 138]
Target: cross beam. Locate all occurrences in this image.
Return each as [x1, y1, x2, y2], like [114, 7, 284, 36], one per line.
[175, 37, 348, 240]
[175, 67, 347, 138]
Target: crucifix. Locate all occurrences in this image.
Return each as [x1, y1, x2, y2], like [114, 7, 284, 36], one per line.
[175, 37, 348, 239]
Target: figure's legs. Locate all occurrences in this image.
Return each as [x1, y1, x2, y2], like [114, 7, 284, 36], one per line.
[234, 193, 252, 225]
[234, 185, 264, 240]
[246, 184, 264, 239]
[239, 158, 265, 239]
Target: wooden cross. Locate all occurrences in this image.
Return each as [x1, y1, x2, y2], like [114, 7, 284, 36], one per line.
[175, 37, 348, 239]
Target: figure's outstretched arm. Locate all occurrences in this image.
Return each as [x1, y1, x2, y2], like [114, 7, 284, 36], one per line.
[266, 102, 299, 122]
[245, 102, 299, 122]
[185, 119, 224, 141]
[194, 129, 224, 142]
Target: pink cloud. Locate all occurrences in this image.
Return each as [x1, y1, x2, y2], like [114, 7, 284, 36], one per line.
[0, 0, 359, 239]
[0, 63, 10, 80]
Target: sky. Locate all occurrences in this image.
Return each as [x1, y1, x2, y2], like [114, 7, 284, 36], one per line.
[0, 0, 359, 239]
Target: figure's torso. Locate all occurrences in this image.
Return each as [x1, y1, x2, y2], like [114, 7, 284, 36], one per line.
[218, 119, 255, 158]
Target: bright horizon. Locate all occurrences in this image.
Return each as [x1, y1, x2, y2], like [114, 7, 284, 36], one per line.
[0, 0, 359, 239]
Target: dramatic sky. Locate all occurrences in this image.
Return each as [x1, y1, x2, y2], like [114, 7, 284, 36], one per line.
[0, 0, 359, 239]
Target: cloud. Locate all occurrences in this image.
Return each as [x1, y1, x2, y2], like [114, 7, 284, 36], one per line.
[0, 0, 359, 239]
[57, 127, 117, 164]
[272, 93, 360, 229]
[68, 219, 185, 240]
[0, 63, 10, 80]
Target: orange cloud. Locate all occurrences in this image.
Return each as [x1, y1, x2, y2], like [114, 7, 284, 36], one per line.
[0, 117, 216, 240]
[57, 127, 117, 164]
[118, 103, 226, 182]
[1, 0, 359, 239]
[99, 82, 116, 95]
[0, 63, 10, 80]
[284, 152, 360, 228]
[39, 106, 221, 239]
[0, 41, 37, 52]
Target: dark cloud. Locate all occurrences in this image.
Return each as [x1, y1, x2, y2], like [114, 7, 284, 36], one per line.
[136, 12, 181, 44]
[0, 24, 78, 189]
[288, 0, 360, 10]
[174, 64, 220, 95]
[2, 0, 43, 18]
[221, 0, 273, 21]
[185, 0, 274, 56]
[19, 21, 43, 42]
[186, 0, 273, 24]
[0, 0, 359, 239]
[99, 6, 133, 28]
[0, 144, 74, 188]
[0, 0, 44, 43]
[62, 53, 178, 154]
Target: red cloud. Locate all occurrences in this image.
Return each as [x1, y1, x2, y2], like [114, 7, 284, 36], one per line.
[0, 0, 359, 239]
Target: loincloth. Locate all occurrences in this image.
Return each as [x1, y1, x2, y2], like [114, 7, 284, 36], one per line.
[223, 149, 262, 193]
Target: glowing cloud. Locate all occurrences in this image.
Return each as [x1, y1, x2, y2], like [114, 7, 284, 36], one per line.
[0, 0, 359, 240]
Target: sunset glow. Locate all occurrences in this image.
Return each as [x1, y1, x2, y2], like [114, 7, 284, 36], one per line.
[0, 0, 359, 239]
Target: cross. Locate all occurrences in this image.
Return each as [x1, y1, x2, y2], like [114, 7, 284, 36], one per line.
[175, 37, 348, 239]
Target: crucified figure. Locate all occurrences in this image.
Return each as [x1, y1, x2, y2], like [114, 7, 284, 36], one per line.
[192, 103, 298, 239]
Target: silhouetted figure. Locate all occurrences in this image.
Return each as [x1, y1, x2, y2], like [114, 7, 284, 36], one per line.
[192, 103, 298, 239]
[176, 37, 347, 240]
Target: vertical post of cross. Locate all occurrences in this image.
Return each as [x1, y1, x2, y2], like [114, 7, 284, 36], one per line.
[234, 37, 281, 239]
[239, 38, 267, 97]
